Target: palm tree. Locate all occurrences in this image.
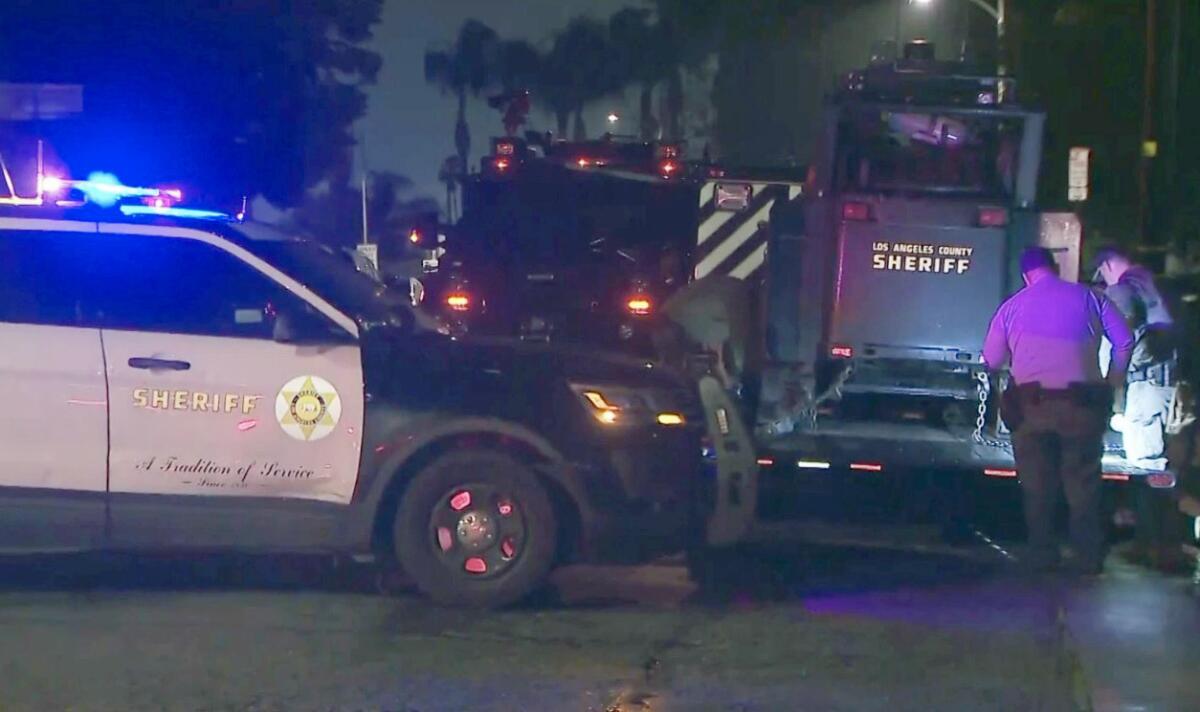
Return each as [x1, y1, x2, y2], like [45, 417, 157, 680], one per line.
[538, 17, 622, 140]
[424, 20, 499, 173]
[494, 40, 541, 94]
[609, 7, 665, 140]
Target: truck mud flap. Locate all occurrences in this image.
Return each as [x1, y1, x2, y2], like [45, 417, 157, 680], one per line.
[698, 375, 759, 545]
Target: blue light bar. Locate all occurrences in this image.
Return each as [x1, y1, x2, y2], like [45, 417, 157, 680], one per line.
[119, 205, 231, 220]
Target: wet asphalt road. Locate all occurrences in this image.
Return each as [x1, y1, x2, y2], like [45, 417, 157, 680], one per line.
[0, 529, 1195, 712]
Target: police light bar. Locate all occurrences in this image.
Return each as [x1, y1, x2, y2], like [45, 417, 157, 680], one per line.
[39, 172, 184, 208]
[119, 205, 231, 220]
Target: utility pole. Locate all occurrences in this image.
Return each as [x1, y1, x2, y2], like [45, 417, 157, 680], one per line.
[1138, 0, 1158, 245]
[1162, 0, 1182, 254]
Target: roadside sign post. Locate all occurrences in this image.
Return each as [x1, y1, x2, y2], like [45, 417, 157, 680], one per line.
[356, 243, 379, 270]
[1068, 146, 1090, 203]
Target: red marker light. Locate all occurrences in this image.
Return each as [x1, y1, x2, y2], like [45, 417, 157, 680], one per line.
[842, 201, 872, 221]
[978, 207, 1009, 227]
[626, 296, 652, 315]
[1147, 472, 1176, 489]
[495, 141, 515, 156]
[409, 229, 421, 244]
[830, 345, 854, 359]
[446, 293, 472, 312]
[493, 157, 511, 171]
[984, 468, 1018, 478]
[850, 462, 883, 472]
[660, 160, 679, 176]
[577, 157, 593, 168]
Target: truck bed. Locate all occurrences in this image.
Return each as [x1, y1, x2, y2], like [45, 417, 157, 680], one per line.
[758, 420, 1166, 479]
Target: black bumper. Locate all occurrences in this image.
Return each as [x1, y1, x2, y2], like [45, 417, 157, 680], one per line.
[549, 429, 704, 564]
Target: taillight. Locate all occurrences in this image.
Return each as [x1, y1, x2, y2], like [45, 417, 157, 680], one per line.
[659, 160, 679, 177]
[492, 157, 511, 172]
[830, 344, 854, 359]
[842, 201, 872, 221]
[978, 207, 1008, 227]
[626, 296, 652, 316]
[446, 293, 472, 312]
[495, 141, 515, 156]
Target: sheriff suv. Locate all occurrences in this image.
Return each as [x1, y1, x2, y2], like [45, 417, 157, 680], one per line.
[0, 207, 704, 607]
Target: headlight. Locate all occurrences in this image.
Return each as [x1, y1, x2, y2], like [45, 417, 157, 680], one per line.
[569, 384, 687, 427]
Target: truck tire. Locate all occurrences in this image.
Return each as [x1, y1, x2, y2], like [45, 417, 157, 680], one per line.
[394, 450, 557, 608]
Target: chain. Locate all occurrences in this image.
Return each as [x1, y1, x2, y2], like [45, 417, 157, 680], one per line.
[973, 371, 989, 444]
[973, 371, 1013, 451]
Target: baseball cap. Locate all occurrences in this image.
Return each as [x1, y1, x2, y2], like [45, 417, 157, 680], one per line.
[1089, 244, 1129, 282]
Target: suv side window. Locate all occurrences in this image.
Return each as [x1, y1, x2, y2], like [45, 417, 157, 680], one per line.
[0, 229, 343, 340]
[0, 230, 89, 327]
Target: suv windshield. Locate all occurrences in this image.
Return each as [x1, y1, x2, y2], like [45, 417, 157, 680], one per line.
[233, 223, 398, 324]
[837, 108, 1022, 198]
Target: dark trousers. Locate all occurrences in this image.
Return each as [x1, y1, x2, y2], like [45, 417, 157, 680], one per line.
[1010, 390, 1108, 568]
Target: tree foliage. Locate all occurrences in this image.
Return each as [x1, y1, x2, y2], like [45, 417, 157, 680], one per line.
[425, 19, 500, 170]
[0, 0, 384, 208]
[288, 171, 438, 251]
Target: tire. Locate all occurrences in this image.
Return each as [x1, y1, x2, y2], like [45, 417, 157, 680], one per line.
[394, 450, 557, 608]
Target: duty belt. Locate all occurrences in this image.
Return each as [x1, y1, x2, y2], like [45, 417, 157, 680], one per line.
[1128, 360, 1175, 386]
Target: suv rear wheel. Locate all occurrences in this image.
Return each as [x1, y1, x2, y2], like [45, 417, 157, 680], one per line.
[394, 450, 557, 607]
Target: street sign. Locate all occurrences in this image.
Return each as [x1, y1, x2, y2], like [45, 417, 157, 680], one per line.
[0, 83, 83, 120]
[356, 243, 379, 270]
[1068, 147, 1090, 202]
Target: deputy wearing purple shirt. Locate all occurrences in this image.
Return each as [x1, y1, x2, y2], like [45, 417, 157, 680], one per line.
[983, 247, 1135, 574]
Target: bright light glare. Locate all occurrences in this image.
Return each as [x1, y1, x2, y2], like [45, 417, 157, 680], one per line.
[656, 412, 685, 426]
[39, 175, 65, 193]
[626, 297, 652, 315]
[119, 205, 229, 219]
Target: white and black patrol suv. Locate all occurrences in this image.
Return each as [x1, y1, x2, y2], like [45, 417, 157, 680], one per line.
[0, 206, 705, 607]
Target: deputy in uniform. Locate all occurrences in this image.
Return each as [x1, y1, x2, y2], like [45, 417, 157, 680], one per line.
[1093, 245, 1195, 571]
[1092, 245, 1177, 468]
[984, 247, 1135, 573]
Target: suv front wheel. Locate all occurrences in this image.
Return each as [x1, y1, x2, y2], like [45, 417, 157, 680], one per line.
[394, 450, 558, 607]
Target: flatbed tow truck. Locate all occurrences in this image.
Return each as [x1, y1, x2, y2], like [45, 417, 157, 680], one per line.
[691, 44, 1181, 551]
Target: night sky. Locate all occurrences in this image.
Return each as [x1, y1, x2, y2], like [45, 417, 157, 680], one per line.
[361, 0, 633, 209]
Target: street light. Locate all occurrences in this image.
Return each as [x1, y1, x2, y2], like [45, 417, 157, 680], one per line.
[908, 0, 1007, 75]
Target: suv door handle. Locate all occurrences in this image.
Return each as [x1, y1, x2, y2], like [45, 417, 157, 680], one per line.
[128, 357, 191, 371]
